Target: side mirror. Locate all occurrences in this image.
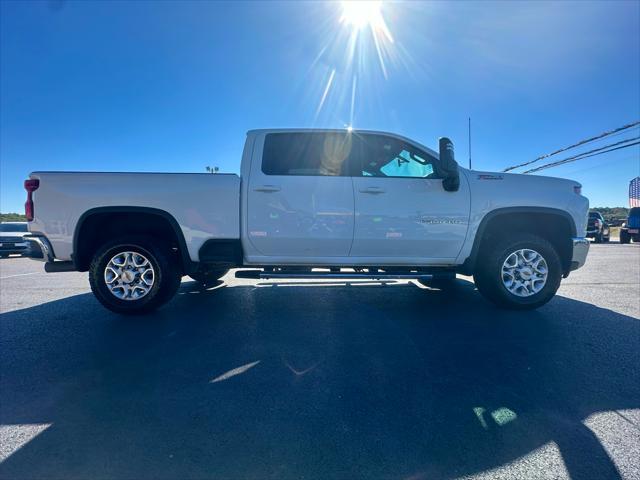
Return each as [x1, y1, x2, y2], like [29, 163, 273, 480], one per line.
[439, 137, 460, 192]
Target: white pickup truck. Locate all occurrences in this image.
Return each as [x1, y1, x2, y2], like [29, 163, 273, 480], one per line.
[24, 129, 589, 314]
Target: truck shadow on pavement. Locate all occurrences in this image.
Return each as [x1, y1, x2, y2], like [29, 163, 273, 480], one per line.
[1, 279, 638, 479]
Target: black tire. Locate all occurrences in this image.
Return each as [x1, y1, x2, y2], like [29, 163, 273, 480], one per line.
[189, 268, 229, 286]
[89, 236, 182, 315]
[594, 232, 603, 243]
[0, 253, 8, 258]
[603, 233, 610, 243]
[620, 230, 630, 244]
[474, 233, 562, 310]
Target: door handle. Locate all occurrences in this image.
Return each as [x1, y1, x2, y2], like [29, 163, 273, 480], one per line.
[359, 187, 386, 194]
[254, 185, 281, 193]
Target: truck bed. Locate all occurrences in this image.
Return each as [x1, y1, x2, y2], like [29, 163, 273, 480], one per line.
[28, 172, 240, 262]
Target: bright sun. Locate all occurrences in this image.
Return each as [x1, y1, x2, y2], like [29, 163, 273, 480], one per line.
[340, 1, 384, 30]
[312, 0, 397, 122]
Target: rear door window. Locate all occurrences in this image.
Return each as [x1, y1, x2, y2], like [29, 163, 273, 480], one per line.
[262, 132, 355, 176]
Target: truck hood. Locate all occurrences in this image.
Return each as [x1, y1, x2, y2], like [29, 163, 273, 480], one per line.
[464, 168, 581, 191]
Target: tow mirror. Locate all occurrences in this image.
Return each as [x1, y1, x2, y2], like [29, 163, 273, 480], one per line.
[439, 137, 460, 192]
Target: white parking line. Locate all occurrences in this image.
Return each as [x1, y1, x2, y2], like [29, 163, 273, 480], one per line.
[0, 272, 41, 280]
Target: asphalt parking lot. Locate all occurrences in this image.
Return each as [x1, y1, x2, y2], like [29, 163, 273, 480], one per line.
[0, 243, 639, 480]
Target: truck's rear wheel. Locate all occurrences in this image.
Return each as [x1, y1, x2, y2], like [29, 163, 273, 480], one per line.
[89, 236, 181, 315]
[474, 233, 562, 310]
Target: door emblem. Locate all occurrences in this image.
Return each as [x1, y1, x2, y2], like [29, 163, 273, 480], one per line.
[418, 217, 467, 225]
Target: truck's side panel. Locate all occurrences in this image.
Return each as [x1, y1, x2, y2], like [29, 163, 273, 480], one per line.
[28, 172, 240, 262]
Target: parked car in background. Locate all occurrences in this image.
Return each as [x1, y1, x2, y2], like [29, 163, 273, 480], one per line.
[24, 130, 590, 313]
[586, 211, 610, 243]
[619, 207, 640, 244]
[0, 222, 30, 257]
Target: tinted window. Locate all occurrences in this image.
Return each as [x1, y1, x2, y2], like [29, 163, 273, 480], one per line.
[356, 134, 438, 178]
[262, 133, 354, 176]
[0, 223, 27, 232]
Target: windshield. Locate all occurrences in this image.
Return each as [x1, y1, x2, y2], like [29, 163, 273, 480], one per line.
[0, 223, 28, 232]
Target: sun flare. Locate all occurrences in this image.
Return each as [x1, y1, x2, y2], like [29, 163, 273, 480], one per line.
[310, 0, 400, 125]
[340, 1, 384, 31]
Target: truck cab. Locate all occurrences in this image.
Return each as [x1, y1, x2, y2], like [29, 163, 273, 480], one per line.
[241, 130, 469, 265]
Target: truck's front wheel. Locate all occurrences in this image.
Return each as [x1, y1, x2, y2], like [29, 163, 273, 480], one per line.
[89, 236, 181, 315]
[474, 233, 562, 310]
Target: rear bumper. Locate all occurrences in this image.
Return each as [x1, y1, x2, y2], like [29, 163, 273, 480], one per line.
[24, 235, 55, 262]
[569, 237, 589, 271]
[24, 235, 77, 272]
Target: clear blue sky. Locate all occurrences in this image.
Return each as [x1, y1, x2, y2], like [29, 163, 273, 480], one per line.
[1, 0, 639, 212]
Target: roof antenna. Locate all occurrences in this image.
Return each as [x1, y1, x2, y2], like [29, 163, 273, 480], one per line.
[468, 117, 472, 169]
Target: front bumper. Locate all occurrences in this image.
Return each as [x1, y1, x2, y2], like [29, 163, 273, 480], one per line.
[569, 237, 589, 271]
[24, 235, 55, 262]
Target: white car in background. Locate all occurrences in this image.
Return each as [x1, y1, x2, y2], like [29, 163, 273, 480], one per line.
[0, 222, 30, 257]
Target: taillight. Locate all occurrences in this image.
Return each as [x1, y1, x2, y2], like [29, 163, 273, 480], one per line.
[24, 179, 39, 221]
[595, 219, 602, 228]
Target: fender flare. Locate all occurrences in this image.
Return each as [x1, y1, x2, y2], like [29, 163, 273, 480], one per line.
[460, 206, 577, 275]
[73, 206, 195, 273]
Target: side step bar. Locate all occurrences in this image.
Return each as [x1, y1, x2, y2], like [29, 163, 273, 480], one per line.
[235, 270, 449, 281]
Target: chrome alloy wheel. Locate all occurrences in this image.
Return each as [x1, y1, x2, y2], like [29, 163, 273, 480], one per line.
[501, 248, 548, 297]
[104, 251, 155, 301]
